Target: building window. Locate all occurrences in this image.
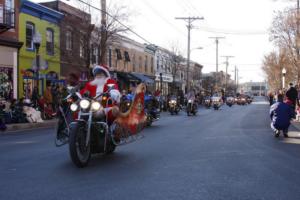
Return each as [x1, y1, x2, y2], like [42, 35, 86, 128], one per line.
[79, 35, 84, 58]
[145, 56, 148, 72]
[116, 49, 122, 60]
[124, 51, 130, 62]
[92, 44, 98, 64]
[139, 56, 142, 72]
[26, 22, 34, 49]
[46, 28, 54, 55]
[132, 54, 136, 72]
[66, 30, 72, 50]
[151, 57, 154, 73]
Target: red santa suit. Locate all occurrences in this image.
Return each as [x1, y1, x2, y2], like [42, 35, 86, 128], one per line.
[80, 65, 120, 123]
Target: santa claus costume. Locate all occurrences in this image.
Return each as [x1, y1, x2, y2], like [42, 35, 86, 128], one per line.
[80, 65, 121, 124]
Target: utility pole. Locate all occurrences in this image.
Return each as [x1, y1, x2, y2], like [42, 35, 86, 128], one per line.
[237, 68, 239, 93]
[100, 0, 107, 65]
[221, 56, 234, 96]
[234, 66, 237, 94]
[175, 16, 204, 93]
[209, 37, 225, 92]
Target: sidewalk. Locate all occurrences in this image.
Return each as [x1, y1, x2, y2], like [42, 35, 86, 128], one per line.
[1, 119, 58, 134]
[291, 120, 300, 131]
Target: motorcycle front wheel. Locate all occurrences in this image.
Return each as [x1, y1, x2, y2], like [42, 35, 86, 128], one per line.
[69, 123, 91, 168]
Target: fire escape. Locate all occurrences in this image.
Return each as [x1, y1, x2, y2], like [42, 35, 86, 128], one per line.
[0, 6, 15, 33]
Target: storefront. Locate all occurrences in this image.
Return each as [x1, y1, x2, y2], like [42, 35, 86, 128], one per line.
[0, 44, 21, 100]
[155, 74, 173, 96]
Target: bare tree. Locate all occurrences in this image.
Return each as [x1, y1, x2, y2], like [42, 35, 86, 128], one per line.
[169, 44, 184, 94]
[270, 8, 298, 81]
[99, 2, 131, 65]
[262, 50, 293, 91]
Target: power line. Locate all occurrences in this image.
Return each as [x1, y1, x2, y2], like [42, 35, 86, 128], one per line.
[140, 0, 187, 37]
[74, 0, 152, 44]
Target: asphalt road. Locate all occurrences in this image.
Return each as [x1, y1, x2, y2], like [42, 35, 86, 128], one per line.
[1, 97, 300, 200]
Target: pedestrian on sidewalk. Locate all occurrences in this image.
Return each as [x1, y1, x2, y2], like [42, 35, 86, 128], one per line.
[270, 93, 294, 138]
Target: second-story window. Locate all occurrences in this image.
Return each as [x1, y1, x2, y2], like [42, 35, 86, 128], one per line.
[132, 54, 136, 72]
[145, 56, 148, 72]
[46, 28, 54, 55]
[66, 30, 72, 50]
[151, 57, 154, 73]
[26, 22, 34, 50]
[92, 45, 98, 64]
[139, 56, 142, 72]
[79, 34, 84, 58]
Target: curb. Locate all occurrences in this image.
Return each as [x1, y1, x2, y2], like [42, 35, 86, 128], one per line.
[1, 119, 58, 134]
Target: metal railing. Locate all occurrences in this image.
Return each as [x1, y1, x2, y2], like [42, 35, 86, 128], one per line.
[0, 6, 15, 30]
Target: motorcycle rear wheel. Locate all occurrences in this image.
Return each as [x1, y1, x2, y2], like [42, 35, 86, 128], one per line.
[69, 124, 91, 168]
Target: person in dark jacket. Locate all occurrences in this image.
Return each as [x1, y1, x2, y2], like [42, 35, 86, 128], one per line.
[285, 83, 299, 109]
[270, 94, 294, 137]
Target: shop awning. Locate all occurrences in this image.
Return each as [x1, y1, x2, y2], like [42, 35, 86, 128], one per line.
[130, 72, 155, 84]
[118, 72, 140, 82]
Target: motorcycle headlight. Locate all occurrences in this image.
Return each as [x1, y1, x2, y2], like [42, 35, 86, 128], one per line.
[188, 100, 192, 103]
[70, 103, 78, 112]
[80, 99, 90, 109]
[91, 102, 101, 111]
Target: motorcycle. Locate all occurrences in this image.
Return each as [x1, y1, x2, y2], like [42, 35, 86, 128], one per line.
[211, 96, 222, 110]
[168, 96, 180, 115]
[59, 88, 117, 167]
[226, 97, 234, 107]
[145, 95, 160, 126]
[237, 97, 247, 105]
[246, 96, 253, 104]
[204, 97, 211, 109]
[186, 98, 197, 116]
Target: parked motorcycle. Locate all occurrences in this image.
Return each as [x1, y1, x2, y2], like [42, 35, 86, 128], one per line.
[168, 96, 180, 115]
[186, 98, 197, 116]
[11, 99, 27, 123]
[211, 96, 222, 110]
[226, 97, 235, 107]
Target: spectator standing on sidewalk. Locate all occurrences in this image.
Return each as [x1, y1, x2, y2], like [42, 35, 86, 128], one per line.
[44, 85, 53, 106]
[285, 83, 299, 110]
[270, 94, 294, 138]
[268, 91, 274, 106]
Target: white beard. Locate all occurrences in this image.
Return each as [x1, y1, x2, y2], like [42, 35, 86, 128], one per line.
[90, 78, 106, 96]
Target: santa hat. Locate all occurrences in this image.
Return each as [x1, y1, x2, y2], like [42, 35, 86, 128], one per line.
[92, 65, 110, 77]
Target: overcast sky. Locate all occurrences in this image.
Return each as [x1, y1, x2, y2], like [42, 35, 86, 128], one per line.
[32, 0, 294, 83]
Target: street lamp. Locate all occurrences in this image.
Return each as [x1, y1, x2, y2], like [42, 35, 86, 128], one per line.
[33, 31, 42, 94]
[282, 67, 287, 89]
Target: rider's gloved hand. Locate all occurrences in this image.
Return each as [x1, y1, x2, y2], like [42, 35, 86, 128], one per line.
[110, 89, 121, 103]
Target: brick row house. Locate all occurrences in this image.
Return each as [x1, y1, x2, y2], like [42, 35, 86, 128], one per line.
[41, 1, 92, 81]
